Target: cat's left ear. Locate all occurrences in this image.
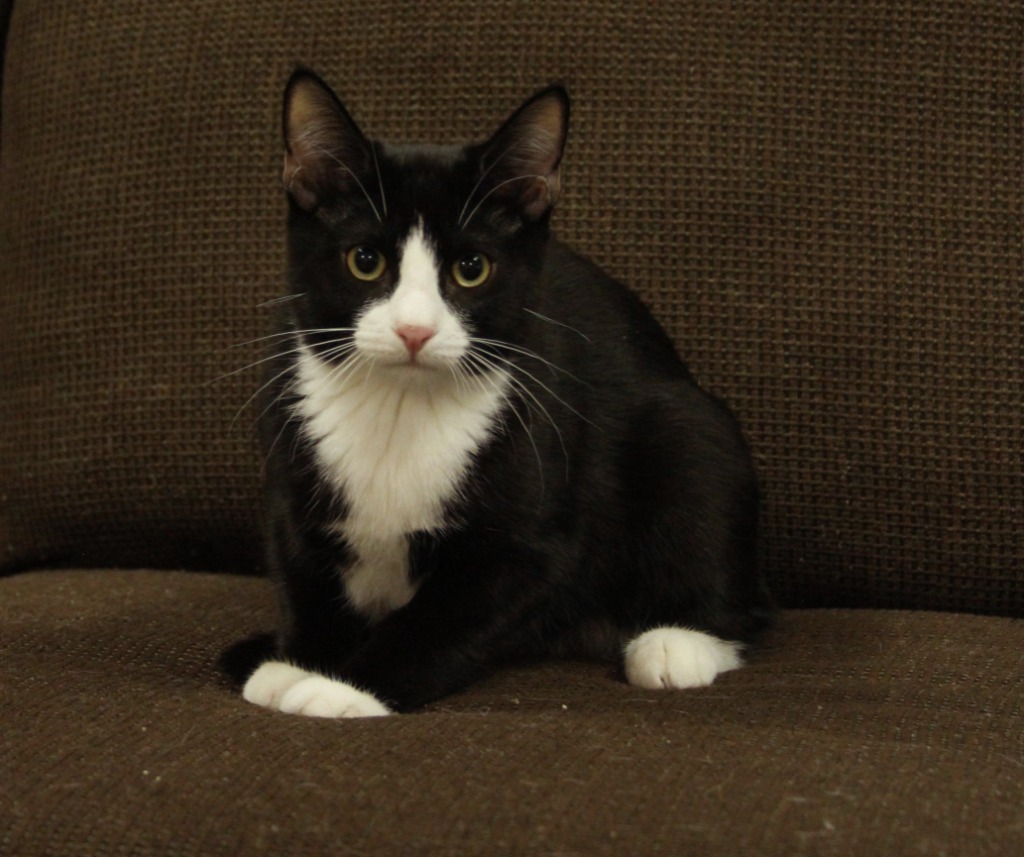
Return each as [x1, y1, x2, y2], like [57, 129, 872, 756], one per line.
[476, 86, 570, 220]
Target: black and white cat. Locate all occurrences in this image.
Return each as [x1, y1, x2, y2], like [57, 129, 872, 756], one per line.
[241, 70, 772, 717]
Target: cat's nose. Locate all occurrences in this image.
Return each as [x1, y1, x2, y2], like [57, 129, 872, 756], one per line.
[394, 324, 436, 357]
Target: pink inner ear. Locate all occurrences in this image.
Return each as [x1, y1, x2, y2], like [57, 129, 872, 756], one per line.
[282, 151, 318, 211]
[518, 175, 558, 220]
[281, 73, 374, 211]
[476, 89, 568, 220]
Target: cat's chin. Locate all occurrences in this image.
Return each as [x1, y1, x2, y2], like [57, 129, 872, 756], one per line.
[376, 357, 457, 384]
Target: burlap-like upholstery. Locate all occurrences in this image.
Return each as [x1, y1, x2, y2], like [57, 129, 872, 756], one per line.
[2, 569, 1023, 856]
[1, 0, 1019, 612]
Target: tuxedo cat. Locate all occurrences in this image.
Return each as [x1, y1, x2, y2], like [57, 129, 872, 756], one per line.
[241, 70, 772, 717]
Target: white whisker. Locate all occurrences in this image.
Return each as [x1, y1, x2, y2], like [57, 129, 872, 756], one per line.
[260, 404, 301, 480]
[469, 336, 588, 385]
[256, 293, 306, 308]
[523, 308, 591, 343]
[231, 362, 299, 429]
[216, 332, 356, 386]
[449, 363, 467, 396]
[219, 329, 358, 428]
[237, 339, 356, 431]
[457, 145, 512, 228]
[468, 341, 595, 428]
[460, 173, 547, 230]
[213, 337, 349, 385]
[290, 135, 384, 224]
[230, 327, 358, 349]
[370, 142, 388, 218]
[464, 350, 570, 479]
[493, 383, 546, 498]
[451, 357, 545, 492]
[320, 351, 376, 409]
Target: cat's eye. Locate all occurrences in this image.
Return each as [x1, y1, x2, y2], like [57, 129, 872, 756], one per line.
[346, 245, 387, 281]
[452, 253, 492, 289]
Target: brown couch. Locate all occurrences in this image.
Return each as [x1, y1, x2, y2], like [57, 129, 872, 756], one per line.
[2, 1, 1021, 854]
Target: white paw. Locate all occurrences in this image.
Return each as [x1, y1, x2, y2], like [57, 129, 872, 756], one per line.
[279, 675, 391, 718]
[243, 661, 314, 709]
[623, 627, 743, 690]
[243, 660, 391, 718]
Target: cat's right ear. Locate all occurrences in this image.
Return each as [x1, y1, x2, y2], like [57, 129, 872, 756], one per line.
[282, 70, 373, 211]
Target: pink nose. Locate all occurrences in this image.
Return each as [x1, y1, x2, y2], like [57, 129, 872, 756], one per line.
[394, 324, 436, 356]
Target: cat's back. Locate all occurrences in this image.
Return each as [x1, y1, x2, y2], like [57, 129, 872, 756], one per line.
[533, 238, 752, 464]
[535, 239, 691, 383]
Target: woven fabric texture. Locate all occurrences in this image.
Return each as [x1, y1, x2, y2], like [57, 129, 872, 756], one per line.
[1, 0, 1021, 611]
[2, 569, 1022, 856]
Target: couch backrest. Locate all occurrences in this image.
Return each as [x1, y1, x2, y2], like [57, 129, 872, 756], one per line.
[1, 0, 1020, 614]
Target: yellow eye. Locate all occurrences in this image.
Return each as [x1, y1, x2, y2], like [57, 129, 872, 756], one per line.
[346, 245, 387, 281]
[452, 253, 492, 288]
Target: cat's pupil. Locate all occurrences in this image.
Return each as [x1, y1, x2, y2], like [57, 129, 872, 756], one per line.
[459, 255, 484, 281]
[353, 247, 380, 274]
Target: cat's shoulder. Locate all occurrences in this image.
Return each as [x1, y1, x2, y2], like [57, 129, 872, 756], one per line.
[540, 238, 685, 373]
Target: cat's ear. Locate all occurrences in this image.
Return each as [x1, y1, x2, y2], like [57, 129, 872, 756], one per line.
[476, 86, 570, 220]
[282, 70, 375, 211]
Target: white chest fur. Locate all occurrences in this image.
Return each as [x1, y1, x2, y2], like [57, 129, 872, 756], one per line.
[293, 347, 509, 618]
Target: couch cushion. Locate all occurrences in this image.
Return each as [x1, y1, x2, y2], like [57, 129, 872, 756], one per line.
[1, 0, 1021, 611]
[1, 569, 1021, 855]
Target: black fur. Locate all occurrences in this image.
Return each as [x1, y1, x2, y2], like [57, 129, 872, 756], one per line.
[247, 70, 772, 712]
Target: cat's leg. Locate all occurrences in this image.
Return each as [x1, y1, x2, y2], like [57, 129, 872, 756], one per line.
[331, 541, 557, 713]
[623, 627, 743, 690]
[242, 511, 390, 717]
[242, 515, 537, 717]
[245, 574, 512, 718]
[613, 390, 771, 691]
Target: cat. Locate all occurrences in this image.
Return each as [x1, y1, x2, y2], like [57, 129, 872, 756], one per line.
[240, 69, 773, 718]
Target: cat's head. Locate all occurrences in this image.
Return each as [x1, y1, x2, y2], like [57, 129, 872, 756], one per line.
[280, 70, 569, 381]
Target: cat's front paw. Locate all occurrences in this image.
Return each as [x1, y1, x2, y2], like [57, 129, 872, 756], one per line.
[624, 627, 743, 690]
[242, 661, 391, 718]
[279, 675, 391, 718]
[243, 661, 313, 709]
